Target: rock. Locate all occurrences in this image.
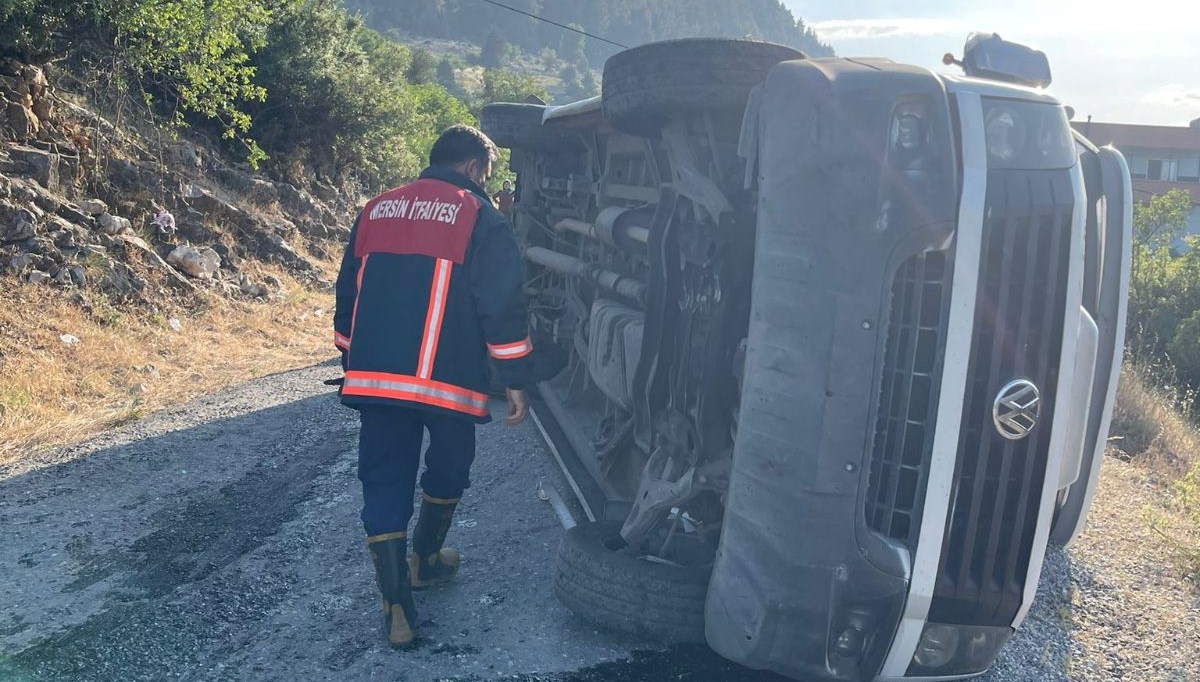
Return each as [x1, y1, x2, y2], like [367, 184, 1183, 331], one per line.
[259, 231, 297, 261]
[25, 236, 55, 257]
[98, 213, 132, 236]
[8, 145, 58, 191]
[245, 178, 279, 205]
[12, 178, 60, 214]
[114, 233, 195, 292]
[174, 143, 202, 169]
[107, 159, 142, 190]
[9, 252, 34, 271]
[21, 65, 47, 98]
[168, 317, 183, 333]
[51, 229, 77, 251]
[310, 181, 341, 204]
[52, 267, 71, 286]
[59, 333, 80, 345]
[59, 100, 116, 134]
[27, 269, 50, 285]
[239, 276, 269, 298]
[275, 182, 317, 214]
[77, 199, 108, 216]
[263, 274, 282, 288]
[92, 260, 137, 296]
[272, 219, 297, 237]
[66, 264, 86, 288]
[0, 201, 37, 242]
[6, 101, 38, 139]
[183, 183, 245, 221]
[166, 244, 221, 279]
[31, 97, 51, 122]
[56, 204, 92, 226]
[209, 242, 238, 271]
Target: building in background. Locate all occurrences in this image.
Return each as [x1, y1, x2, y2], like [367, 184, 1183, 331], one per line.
[1073, 118, 1200, 237]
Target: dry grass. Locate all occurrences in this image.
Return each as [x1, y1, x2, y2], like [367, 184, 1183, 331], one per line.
[1108, 360, 1200, 582]
[0, 266, 336, 469]
[1110, 360, 1200, 475]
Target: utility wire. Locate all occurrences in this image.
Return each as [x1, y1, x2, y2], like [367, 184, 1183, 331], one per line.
[474, 0, 629, 49]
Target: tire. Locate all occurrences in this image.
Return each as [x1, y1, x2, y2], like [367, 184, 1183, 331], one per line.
[479, 103, 582, 152]
[602, 38, 805, 136]
[554, 521, 710, 644]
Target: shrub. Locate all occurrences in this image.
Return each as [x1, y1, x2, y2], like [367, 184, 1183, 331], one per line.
[242, 0, 476, 190]
[1, 0, 290, 165]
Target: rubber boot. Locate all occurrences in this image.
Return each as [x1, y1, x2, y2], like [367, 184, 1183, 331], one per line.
[409, 494, 461, 589]
[367, 532, 418, 648]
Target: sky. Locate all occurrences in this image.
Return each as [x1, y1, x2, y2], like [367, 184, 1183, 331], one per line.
[787, 0, 1200, 126]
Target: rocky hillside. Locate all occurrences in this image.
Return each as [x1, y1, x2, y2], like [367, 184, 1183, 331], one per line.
[0, 57, 362, 461]
[1, 59, 354, 303]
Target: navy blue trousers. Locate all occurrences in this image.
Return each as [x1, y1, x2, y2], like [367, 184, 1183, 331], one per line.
[357, 405, 477, 537]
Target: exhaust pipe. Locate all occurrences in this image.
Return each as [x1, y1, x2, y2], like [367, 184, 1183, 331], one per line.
[524, 246, 646, 303]
[554, 207, 651, 248]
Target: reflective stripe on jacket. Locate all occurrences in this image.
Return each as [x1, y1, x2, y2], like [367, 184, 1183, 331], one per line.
[333, 166, 535, 422]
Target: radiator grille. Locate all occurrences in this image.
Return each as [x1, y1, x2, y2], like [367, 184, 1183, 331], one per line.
[930, 170, 1075, 626]
[865, 250, 953, 547]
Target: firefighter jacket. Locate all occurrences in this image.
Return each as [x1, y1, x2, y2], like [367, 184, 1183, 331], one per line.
[333, 166, 535, 423]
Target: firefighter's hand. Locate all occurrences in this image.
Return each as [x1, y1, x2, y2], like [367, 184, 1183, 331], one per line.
[505, 388, 529, 426]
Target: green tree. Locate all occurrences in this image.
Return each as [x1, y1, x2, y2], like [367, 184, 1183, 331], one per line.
[1126, 190, 1200, 384]
[558, 23, 586, 65]
[480, 28, 508, 68]
[1130, 190, 1196, 347]
[248, 0, 473, 189]
[406, 47, 438, 84]
[538, 47, 559, 71]
[558, 64, 583, 99]
[579, 68, 598, 97]
[1135, 188, 1193, 250]
[475, 69, 549, 111]
[1, 0, 296, 164]
[436, 57, 458, 91]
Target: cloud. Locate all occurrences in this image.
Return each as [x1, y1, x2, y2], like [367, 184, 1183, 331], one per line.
[810, 18, 965, 41]
[1141, 84, 1200, 108]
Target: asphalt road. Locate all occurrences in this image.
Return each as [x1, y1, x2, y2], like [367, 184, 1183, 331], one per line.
[0, 363, 1074, 682]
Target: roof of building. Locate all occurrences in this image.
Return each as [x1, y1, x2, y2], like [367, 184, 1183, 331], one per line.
[1133, 180, 1200, 204]
[1072, 121, 1200, 153]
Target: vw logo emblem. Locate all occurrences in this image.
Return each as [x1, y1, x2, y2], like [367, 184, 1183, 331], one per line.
[993, 379, 1041, 441]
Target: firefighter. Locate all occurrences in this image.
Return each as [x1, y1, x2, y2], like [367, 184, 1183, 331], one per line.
[333, 125, 536, 649]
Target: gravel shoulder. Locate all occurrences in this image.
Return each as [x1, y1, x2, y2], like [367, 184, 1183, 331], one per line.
[1059, 462, 1200, 681]
[0, 363, 1191, 681]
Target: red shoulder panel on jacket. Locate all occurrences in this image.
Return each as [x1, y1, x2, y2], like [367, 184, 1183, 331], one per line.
[355, 179, 482, 264]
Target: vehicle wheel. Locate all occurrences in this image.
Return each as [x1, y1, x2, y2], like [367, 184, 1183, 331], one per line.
[554, 520, 710, 644]
[479, 103, 582, 152]
[602, 38, 805, 136]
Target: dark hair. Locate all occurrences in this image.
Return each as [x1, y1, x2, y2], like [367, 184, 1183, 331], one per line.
[429, 124, 498, 168]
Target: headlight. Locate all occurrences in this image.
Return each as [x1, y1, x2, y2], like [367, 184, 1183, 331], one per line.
[912, 624, 959, 668]
[984, 105, 1025, 164]
[907, 623, 1013, 677]
[981, 98, 1074, 170]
